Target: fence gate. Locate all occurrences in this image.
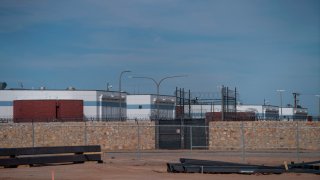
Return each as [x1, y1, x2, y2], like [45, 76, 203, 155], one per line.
[157, 118, 208, 149]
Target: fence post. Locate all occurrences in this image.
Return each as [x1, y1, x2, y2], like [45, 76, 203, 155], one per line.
[84, 121, 87, 145]
[253, 122, 256, 150]
[296, 122, 300, 162]
[32, 120, 35, 147]
[155, 120, 159, 149]
[190, 126, 193, 150]
[137, 121, 141, 160]
[241, 121, 246, 163]
[180, 118, 185, 149]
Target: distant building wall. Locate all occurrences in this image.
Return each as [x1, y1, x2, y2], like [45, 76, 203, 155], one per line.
[281, 107, 308, 120]
[127, 95, 152, 120]
[127, 95, 176, 120]
[188, 104, 281, 120]
[0, 90, 124, 120]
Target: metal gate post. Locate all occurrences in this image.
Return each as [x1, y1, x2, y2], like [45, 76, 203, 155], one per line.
[190, 126, 193, 150]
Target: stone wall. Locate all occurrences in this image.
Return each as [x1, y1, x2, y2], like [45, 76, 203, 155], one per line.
[209, 121, 320, 151]
[1, 121, 319, 151]
[0, 121, 155, 151]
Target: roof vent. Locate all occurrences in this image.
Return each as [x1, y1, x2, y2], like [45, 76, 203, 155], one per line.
[67, 86, 76, 90]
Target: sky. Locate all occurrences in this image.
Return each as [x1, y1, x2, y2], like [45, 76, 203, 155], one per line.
[0, 0, 319, 115]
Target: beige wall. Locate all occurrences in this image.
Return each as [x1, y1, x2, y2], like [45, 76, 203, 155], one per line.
[209, 121, 320, 151]
[0, 121, 155, 151]
[1, 121, 319, 151]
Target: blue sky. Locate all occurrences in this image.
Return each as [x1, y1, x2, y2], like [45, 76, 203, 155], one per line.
[0, 0, 319, 115]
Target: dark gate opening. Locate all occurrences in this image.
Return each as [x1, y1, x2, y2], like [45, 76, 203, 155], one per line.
[157, 118, 208, 150]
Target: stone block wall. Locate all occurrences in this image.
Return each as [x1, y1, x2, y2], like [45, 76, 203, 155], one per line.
[0, 121, 155, 151]
[209, 121, 320, 151]
[0, 123, 33, 148]
[1, 121, 319, 151]
[85, 121, 155, 150]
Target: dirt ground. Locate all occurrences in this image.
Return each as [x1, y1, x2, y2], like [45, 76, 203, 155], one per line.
[1, 151, 319, 180]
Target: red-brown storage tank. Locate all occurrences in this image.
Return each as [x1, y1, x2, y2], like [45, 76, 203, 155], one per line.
[57, 100, 83, 121]
[14, 100, 56, 122]
[13, 100, 83, 123]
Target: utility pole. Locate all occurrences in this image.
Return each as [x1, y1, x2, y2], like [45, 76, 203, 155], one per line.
[293, 92, 300, 108]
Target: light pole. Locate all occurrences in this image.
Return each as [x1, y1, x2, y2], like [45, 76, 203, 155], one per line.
[316, 95, 320, 120]
[130, 75, 187, 120]
[276, 89, 285, 120]
[119, 70, 131, 121]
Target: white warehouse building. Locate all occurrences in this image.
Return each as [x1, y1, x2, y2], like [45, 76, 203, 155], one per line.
[127, 94, 176, 120]
[236, 105, 279, 120]
[281, 107, 308, 121]
[186, 104, 308, 121]
[0, 88, 308, 122]
[0, 89, 126, 121]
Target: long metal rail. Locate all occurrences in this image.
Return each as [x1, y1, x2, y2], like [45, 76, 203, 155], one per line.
[167, 158, 320, 174]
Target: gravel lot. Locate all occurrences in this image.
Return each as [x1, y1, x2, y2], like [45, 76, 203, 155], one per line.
[1, 150, 319, 180]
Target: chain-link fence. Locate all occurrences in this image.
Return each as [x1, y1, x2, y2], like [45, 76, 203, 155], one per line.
[0, 120, 319, 163]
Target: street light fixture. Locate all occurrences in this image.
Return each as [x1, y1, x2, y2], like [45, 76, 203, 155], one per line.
[119, 70, 131, 121]
[130, 75, 187, 120]
[276, 89, 286, 120]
